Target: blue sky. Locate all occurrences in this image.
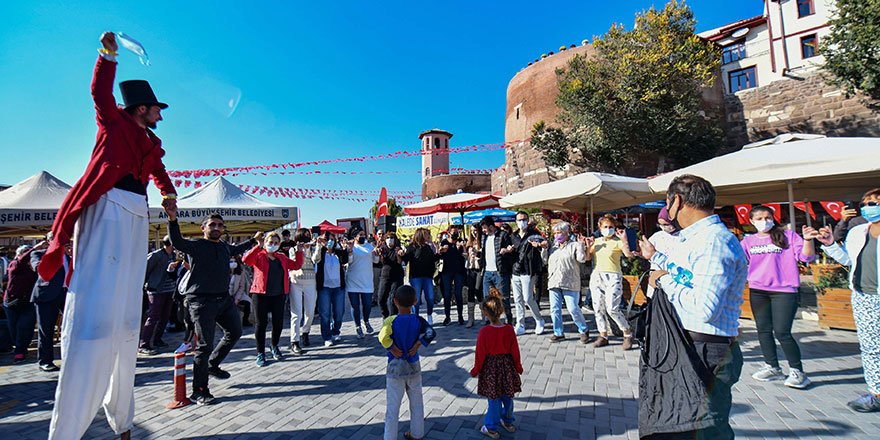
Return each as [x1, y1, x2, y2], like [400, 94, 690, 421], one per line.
[0, 1, 762, 227]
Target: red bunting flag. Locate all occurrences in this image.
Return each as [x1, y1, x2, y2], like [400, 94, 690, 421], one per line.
[734, 204, 752, 225]
[763, 203, 783, 222]
[793, 202, 817, 220]
[820, 201, 845, 221]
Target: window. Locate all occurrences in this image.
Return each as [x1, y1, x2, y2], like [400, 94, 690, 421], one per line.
[729, 66, 757, 93]
[721, 40, 747, 64]
[425, 167, 430, 176]
[797, 0, 814, 18]
[801, 34, 818, 59]
[433, 138, 440, 149]
[444, 138, 448, 148]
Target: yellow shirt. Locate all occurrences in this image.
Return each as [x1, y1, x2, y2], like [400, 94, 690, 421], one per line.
[591, 237, 624, 274]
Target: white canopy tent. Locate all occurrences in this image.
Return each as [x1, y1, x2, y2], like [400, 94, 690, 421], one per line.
[403, 192, 501, 216]
[500, 172, 657, 228]
[149, 177, 298, 237]
[648, 134, 880, 229]
[0, 171, 71, 237]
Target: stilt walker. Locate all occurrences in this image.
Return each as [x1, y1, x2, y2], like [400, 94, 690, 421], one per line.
[40, 32, 177, 440]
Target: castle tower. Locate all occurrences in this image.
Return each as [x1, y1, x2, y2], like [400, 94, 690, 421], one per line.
[419, 129, 452, 182]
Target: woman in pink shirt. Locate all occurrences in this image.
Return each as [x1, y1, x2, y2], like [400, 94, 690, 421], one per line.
[740, 206, 815, 389]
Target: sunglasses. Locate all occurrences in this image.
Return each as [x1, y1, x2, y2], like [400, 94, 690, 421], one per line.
[859, 201, 879, 208]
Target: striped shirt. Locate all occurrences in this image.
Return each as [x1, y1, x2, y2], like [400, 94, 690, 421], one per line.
[650, 215, 748, 337]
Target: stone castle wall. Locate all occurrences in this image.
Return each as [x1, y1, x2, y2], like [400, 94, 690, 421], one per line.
[723, 69, 880, 149]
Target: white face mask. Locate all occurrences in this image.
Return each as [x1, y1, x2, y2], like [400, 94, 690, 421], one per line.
[229, 261, 237, 270]
[385, 238, 395, 247]
[516, 220, 528, 231]
[601, 228, 615, 237]
[265, 244, 280, 253]
[753, 219, 774, 233]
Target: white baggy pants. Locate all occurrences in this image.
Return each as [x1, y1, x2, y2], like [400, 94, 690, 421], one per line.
[589, 271, 630, 335]
[289, 279, 317, 342]
[49, 188, 148, 439]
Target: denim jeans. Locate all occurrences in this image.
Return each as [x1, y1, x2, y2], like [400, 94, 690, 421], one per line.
[512, 274, 543, 328]
[484, 395, 515, 431]
[348, 291, 373, 327]
[549, 288, 589, 337]
[318, 286, 345, 341]
[441, 272, 465, 320]
[410, 277, 434, 317]
[4, 302, 36, 356]
[187, 294, 243, 390]
[384, 370, 425, 440]
[482, 271, 512, 319]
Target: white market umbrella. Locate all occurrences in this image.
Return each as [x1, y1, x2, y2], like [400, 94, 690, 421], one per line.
[500, 172, 657, 228]
[149, 177, 298, 236]
[648, 134, 880, 229]
[0, 171, 71, 236]
[403, 192, 501, 216]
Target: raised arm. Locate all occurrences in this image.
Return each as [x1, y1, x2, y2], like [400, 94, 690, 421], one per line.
[92, 33, 121, 125]
[167, 220, 197, 255]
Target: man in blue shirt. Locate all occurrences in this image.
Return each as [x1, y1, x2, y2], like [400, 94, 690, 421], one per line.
[640, 174, 748, 440]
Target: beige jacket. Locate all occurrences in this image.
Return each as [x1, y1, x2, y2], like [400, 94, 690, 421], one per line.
[546, 240, 587, 291]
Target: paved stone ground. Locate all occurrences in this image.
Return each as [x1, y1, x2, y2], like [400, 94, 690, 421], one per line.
[1, 302, 879, 439]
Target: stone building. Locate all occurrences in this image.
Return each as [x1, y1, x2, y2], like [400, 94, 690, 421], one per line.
[419, 129, 492, 200]
[491, 0, 879, 196]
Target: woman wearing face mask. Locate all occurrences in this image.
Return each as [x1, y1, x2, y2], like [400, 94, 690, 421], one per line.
[345, 227, 379, 339]
[465, 228, 485, 327]
[242, 231, 304, 367]
[647, 207, 679, 298]
[400, 228, 440, 325]
[313, 231, 350, 347]
[815, 188, 880, 412]
[288, 228, 317, 352]
[740, 206, 815, 389]
[377, 232, 404, 318]
[587, 215, 635, 350]
[229, 256, 252, 327]
[439, 227, 467, 326]
[545, 222, 591, 344]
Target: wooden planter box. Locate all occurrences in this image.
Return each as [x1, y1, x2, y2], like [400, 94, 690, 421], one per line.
[811, 264, 844, 285]
[740, 284, 753, 320]
[621, 275, 649, 306]
[817, 287, 856, 331]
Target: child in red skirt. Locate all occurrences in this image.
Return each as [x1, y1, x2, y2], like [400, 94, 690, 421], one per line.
[470, 296, 523, 439]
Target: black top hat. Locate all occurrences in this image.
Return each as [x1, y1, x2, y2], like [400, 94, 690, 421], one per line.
[119, 80, 168, 110]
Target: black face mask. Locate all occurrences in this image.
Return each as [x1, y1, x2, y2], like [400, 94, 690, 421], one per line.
[666, 196, 683, 231]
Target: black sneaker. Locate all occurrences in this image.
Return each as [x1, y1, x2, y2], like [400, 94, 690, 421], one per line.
[302, 333, 310, 347]
[207, 366, 231, 380]
[39, 363, 60, 372]
[290, 342, 303, 355]
[443, 317, 451, 326]
[190, 387, 215, 405]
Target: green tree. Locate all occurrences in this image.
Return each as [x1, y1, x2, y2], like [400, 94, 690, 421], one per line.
[532, 0, 722, 174]
[369, 198, 404, 219]
[821, 0, 880, 101]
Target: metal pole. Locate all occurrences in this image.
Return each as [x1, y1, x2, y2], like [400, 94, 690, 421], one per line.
[787, 181, 796, 231]
[589, 197, 595, 234]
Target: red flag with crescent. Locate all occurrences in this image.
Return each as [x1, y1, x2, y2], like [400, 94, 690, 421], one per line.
[793, 202, 817, 220]
[376, 187, 388, 220]
[763, 203, 783, 222]
[734, 204, 752, 225]
[820, 201, 845, 221]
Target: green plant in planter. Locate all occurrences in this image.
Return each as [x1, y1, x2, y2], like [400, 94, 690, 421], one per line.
[624, 256, 650, 277]
[815, 266, 850, 292]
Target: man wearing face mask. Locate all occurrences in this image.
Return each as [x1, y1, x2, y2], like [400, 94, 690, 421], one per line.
[646, 207, 679, 298]
[139, 236, 181, 355]
[479, 216, 516, 322]
[510, 212, 548, 336]
[638, 175, 748, 439]
[166, 209, 260, 405]
[815, 188, 880, 412]
[345, 227, 379, 338]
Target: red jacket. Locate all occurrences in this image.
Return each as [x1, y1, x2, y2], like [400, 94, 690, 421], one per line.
[242, 246, 304, 294]
[470, 324, 523, 377]
[39, 56, 176, 281]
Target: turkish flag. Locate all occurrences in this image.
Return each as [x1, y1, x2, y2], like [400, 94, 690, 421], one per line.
[376, 187, 389, 220]
[793, 202, 817, 220]
[734, 204, 752, 225]
[820, 201, 845, 221]
[763, 203, 783, 222]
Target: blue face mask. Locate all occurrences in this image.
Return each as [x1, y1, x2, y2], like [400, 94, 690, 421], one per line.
[861, 205, 880, 223]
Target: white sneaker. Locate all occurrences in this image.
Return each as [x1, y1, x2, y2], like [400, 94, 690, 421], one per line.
[514, 325, 526, 336]
[332, 335, 342, 342]
[784, 369, 812, 389]
[752, 364, 785, 382]
[535, 320, 546, 335]
[324, 340, 334, 347]
[426, 315, 433, 326]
